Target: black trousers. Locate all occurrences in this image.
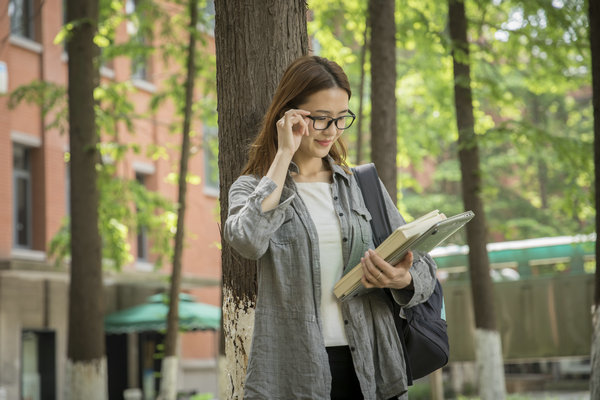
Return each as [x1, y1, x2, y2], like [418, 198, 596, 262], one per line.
[326, 346, 400, 400]
[327, 346, 364, 400]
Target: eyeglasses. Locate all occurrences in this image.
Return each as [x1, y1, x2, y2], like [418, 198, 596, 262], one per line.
[306, 110, 356, 131]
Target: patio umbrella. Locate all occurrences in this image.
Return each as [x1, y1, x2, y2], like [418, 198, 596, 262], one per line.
[104, 292, 221, 334]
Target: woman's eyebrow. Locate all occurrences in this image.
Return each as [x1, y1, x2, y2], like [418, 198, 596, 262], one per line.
[314, 108, 349, 115]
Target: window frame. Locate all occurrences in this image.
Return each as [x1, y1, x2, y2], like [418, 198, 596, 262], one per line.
[203, 125, 219, 195]
[127, 0, 153, 83]
[135, 171, 149, 261]
[9, 0, 36, 41]
[13, 144, 33, 249]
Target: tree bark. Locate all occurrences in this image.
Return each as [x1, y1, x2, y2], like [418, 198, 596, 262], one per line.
[65, 0, 107, 398]
[159, 1, 198, 399]
[356, 13, 369, 165]
[589, 0, 600, 395]
[369, 0, 397, 203]
[448, 0, 506, 399]
[531, 94, 549, 209]
[214, 1, 308, 398]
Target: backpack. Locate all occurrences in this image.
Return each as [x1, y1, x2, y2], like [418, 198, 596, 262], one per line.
[352, 163, 450, 384]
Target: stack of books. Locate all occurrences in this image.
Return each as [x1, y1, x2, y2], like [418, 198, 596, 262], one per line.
[334, 210, 474, 300]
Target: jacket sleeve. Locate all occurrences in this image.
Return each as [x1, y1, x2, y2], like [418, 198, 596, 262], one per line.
[223, 175, 295, 260]
[378, 179, 438, 309]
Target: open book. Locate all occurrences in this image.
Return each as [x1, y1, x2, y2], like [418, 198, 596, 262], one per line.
[333, 210, 474, 301]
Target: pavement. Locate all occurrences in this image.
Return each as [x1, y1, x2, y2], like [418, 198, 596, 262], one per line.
[517, 392, 590, 400]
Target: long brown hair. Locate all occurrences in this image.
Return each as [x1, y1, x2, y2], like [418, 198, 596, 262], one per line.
[242, 56, 352, 176]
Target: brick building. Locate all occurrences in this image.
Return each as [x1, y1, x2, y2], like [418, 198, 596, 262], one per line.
[0, 0, 221, 398]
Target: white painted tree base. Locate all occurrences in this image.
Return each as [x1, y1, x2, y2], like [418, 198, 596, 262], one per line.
[64, 357, 107, 400]
[590, 305, 600, 397]
[158, 356, 178, 400]
[475, 329, 506, 400]
[219, 286, 255, 400]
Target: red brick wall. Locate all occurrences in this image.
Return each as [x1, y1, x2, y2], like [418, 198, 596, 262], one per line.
[1, 1, 221, 360]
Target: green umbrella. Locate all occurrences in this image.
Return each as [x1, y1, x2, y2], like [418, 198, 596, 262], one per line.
[104, 292, 221, 334]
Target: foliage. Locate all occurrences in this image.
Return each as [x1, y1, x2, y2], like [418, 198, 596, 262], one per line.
[48, 168, 177, 269]
[309, 0, 593, 242]
[8, 81, 69, 134]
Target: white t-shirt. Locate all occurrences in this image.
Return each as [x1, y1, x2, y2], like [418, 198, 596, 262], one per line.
[296, 181, 348, 347]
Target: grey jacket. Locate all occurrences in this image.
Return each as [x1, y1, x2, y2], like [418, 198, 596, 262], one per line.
[224, 158, 437, 400]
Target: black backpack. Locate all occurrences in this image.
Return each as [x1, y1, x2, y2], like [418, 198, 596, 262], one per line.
[352, 163, 450, 384]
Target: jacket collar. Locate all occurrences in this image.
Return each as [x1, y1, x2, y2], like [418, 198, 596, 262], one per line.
[288, 155, 351, 183]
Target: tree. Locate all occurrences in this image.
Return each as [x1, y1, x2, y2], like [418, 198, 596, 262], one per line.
[589, 0, 600, 395]
[369, 0, 398, 202]
[214, 1, 308, 397]
[356, 14, 370, 165]
[447, 0, 506, 399]
[64, 0, 107, 398]
[158, 1, 199, 399]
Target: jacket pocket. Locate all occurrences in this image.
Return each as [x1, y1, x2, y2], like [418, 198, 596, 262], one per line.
[352, 204, 373, 245]
[270, 207, 298, 245]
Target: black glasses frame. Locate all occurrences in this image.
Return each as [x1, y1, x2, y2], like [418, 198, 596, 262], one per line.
[306, 110, 356, 131]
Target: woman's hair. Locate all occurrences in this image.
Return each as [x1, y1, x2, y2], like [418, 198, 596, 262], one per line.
[242, 55, 352, 176]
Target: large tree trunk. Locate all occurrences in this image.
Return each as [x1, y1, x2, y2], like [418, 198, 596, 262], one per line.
[356, 13, 369, 165]
[159, 1, 198, 399]
[369, 0, 397, 203]
[65, 0, 106, 398]
[447, 1, 506, 399]
[530, 94, 549, 209]
[589, 0, 600, 395]
[214, 2, 308, 398]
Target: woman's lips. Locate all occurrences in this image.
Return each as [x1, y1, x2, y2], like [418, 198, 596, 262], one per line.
[315, 139, 332, 146]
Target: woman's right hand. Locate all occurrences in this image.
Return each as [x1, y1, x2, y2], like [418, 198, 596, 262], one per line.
[262, 109, 310, 212]
[276, 109, 311, 156]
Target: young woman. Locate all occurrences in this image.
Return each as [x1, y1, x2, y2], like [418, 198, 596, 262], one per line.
[224, 55, 437, 400]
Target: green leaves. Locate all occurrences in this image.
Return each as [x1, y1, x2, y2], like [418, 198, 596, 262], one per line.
[310, 0, 593, 242]
[48, 168, 177, 271]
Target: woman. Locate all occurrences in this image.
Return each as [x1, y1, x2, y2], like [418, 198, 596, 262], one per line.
[224, 55, 437, 400]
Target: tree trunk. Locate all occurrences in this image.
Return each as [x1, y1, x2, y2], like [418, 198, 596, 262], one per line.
[159, 1, 198, 399]
[531, 94, 549, 209]
[65, 0, 106, 399]
[356, 13, 369, 165]
[447, 1, 506, 399]
[589, 0, 600, 395]
[369, 0, 397, 203]
[214, 1, 308, 398]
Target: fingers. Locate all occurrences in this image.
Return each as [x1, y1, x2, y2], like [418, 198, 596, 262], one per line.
[278, 109, 311, 136]
[361, 249, 385, 288]
[361, 249, 414, 289]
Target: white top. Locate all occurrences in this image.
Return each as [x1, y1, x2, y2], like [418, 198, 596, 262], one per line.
[296, 181, 348, 346]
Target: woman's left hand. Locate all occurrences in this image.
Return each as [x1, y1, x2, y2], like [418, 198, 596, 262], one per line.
[360, 249, 414, 290]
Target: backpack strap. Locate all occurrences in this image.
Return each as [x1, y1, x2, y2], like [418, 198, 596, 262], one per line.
[352, 163, 393, 247]
[351, 163, 414, 385]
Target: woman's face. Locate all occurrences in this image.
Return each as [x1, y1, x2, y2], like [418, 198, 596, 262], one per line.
[295, 87, 349, 162]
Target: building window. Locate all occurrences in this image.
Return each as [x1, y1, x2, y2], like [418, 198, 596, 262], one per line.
[203, 126, 219, 192]
[199, 0, 215, 35]
[13, 144, 32, 248]
[127, 0, 152, 82]
[136, 172, 149, 261]
[9, 0, 35, 40]
[21, 330, 56, 400]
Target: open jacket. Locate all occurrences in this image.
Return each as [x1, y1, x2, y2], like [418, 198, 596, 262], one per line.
[224, 157, 437, 400]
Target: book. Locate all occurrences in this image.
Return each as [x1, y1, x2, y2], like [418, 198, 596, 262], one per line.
[333, 210, 475, 301]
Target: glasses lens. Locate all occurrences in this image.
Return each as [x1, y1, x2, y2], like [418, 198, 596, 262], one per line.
[336, 115, 355, 130]
[313, 118, 329, 130]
